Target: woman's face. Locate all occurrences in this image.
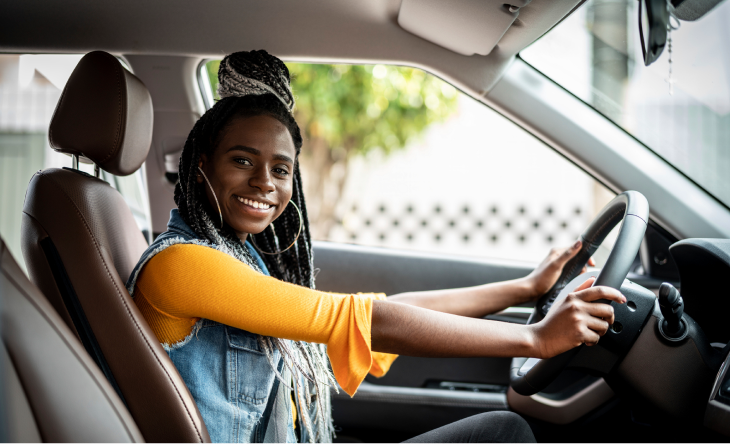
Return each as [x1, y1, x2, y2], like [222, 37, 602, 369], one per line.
[198, 114, 297, 242]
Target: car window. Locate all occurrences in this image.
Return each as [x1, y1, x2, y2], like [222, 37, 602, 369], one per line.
[201, 60, 617, 265]
[0, 54, 152, 272]
[521, 0, 730, 209]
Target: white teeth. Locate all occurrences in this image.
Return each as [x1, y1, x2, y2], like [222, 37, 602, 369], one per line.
[238, 197, 270, 209]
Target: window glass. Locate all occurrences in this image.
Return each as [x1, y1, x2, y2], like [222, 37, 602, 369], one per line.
[521, 0, 730, 208]
[0, 54, 151, 272]
[202, 61, 616, 264]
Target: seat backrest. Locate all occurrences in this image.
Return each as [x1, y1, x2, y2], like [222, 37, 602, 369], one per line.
[1, 237, 143, 442]
[20, 51, 210, 443]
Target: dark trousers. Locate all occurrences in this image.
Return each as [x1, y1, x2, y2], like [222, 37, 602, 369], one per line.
[404, 411, 536, 443]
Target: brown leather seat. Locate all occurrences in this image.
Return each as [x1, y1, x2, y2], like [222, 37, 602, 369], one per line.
[20, 51, 210, 443]
[1, 237, 143, 442]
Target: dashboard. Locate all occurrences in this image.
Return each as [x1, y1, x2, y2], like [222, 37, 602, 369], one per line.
[669, 238, 730, 345]
[622, 238, 730, 434]
[509, 237, 730, 437]
[674, 239, 730, 436]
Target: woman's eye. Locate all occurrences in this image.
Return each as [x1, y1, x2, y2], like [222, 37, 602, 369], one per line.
[273, 167, 289, 176]
[235, 158, 252, 166]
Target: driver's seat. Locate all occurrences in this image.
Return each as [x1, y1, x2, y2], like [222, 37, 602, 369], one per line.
[21, 51, 210, 442]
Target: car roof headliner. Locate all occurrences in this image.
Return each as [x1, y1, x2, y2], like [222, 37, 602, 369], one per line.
[0, 0, 581, 96]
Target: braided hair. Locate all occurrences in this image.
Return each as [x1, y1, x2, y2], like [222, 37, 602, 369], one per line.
[174, 50, 333, 442]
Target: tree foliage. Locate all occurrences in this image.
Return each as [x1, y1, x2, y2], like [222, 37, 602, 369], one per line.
[286, 63, 457, 155]
[205, 61, 459, 238]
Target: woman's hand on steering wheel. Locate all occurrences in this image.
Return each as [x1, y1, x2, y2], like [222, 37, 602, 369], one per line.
[525, 240, 596, 299]
[528, 276, 626, 359]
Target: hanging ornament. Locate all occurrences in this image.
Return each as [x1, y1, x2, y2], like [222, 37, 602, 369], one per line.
[665, 9, 681, 95]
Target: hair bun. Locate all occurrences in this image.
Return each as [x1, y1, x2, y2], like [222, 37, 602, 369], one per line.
[217, 50, 294, 111]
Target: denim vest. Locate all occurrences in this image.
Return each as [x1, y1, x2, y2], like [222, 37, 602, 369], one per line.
[126, 210, 304, 443]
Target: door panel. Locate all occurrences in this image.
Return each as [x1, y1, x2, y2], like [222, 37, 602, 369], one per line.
[313, 241, 534, 295]
[331, 381, 508, 439]
[364, 356, 510, 388]
[312, 241, 535, 438]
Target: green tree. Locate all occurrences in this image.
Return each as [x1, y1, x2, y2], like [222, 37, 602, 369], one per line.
[206, 61, 458, 238]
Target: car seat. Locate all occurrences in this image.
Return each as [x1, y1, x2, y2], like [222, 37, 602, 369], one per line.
[1, 237, 143, 442]
[20, 51, 210, 443]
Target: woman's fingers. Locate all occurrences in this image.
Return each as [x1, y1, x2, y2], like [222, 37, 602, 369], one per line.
[534, 281, 626, 358]
[573, 276, 596, 292]
[528, 241, 598, 298]
[563, 240, 582, 260]
[582, 301, 616, 325]
[582, 329, 602, 346]
[574, 285, 625, 304]
[583, 314, 610, 336]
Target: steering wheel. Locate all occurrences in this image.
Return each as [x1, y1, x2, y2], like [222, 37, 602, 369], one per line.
[509, 191, 649, 396]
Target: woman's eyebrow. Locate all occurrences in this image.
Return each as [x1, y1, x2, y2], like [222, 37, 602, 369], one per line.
[273, 153, 294, 164]
[227, 145, 260, 156]
[227, 145, 293, 164]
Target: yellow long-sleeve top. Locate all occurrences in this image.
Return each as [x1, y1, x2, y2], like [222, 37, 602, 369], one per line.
[133, 243, 397, 397]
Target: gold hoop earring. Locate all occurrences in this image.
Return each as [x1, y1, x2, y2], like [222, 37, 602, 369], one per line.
[197, 166, 223, 230]
[250, 200, 303, 255]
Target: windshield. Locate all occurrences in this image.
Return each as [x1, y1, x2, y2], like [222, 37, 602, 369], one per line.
[521, 0, 730, 208]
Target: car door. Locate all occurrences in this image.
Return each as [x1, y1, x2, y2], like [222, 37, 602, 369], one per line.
[313, 242, 534, 439]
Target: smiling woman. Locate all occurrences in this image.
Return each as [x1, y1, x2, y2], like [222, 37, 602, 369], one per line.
[126, 50, 624, 444]
[128, 51, 339, 442]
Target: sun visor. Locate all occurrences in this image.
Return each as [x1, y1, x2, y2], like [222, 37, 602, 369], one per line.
[398, 0, 532, 56]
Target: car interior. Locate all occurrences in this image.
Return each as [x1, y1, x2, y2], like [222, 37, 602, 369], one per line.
[1, 0, 730, 442]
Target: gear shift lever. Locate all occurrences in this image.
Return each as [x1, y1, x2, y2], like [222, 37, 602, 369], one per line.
[658, 282, 686, 338]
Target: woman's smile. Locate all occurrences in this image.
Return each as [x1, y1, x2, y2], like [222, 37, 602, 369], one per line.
[234, 195, 275, 213]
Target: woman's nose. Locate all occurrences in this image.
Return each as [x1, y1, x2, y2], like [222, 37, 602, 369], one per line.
[249, 167, 275, 193]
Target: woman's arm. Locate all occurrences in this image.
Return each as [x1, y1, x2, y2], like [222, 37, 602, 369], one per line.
[135, 243, 384, 395]
[388, 240, 594, 318]
[387, 278, 534, 319]
[372, 276, 624, 359]
[136, 243, 613, 395]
